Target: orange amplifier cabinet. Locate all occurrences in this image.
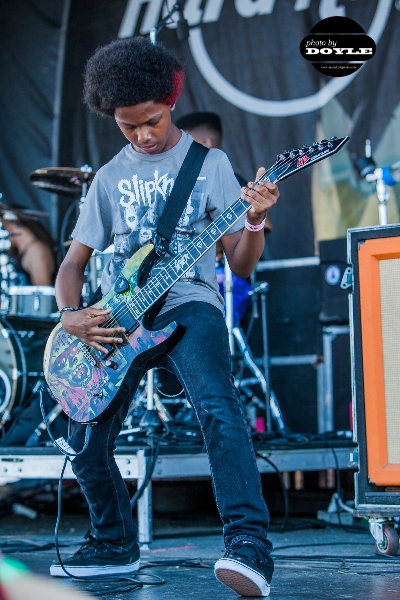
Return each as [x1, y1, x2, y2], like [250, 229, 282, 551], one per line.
[349, 224, 400, 510]
[359, 236, 400, 486]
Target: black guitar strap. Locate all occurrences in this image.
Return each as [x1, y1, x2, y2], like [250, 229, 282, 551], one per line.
[87, 140, 209, 307]
[153, 140, 209, 257]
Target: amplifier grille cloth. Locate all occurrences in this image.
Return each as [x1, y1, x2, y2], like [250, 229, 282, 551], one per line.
[379, 258, 400, 463]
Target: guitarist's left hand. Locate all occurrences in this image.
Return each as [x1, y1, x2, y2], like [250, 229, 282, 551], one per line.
[241, 167, 279, 225]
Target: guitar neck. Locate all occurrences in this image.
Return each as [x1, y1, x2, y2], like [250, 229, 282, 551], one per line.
[126, 135, 349, 319]
[127, 194, 253, 319]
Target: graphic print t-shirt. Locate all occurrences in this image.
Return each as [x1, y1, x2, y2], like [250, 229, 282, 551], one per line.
[72, 132, 244, 314]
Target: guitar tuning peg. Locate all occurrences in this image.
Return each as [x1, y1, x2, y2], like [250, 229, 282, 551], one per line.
[277, 154, 286, 162]
[330, 136, 337, 140]
[289, 149, 299, 158]
[321, 139, 328, 143]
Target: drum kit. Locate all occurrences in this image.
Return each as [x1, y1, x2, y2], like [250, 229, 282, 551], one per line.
[0, 165, 104, 433]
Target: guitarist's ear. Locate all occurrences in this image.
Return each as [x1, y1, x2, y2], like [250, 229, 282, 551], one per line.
[170, 103, 176, 111]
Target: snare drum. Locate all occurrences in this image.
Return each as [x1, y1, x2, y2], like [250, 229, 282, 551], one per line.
[8, 286, 58, 318]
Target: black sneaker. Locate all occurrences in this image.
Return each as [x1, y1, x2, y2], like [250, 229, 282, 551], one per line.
[50, 531, 140, 577]
[214, 541, 273, 597]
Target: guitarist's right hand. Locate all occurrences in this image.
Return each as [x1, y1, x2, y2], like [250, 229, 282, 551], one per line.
[60, 307, 125, 355]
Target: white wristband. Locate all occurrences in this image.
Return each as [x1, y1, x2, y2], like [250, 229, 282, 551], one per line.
[244, 216, 267, 232]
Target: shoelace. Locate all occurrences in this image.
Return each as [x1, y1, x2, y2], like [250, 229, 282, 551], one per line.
[75, 530, 102, 556]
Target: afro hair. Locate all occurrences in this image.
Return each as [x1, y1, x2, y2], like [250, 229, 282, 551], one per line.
[83, 37, 185, 117]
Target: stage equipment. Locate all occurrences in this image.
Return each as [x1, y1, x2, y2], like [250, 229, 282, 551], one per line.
[8, 286, 58, 319]
[29, 166, 95, 197]
[149, 0, 189, 44]
[0, 318, 49, 432]
[348, 223, 400, 554]
[253, 256, 323, 434]
[319, 237, 349, 325]
[355, 140, 400, 226]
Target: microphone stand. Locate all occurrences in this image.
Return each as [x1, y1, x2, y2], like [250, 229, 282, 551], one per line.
[149, 1, 189, 44]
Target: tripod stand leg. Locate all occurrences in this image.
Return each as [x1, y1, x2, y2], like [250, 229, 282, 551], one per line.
[232, 327, 287, 435]
[232, 326, 274, 432]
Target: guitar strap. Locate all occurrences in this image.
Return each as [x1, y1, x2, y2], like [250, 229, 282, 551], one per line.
[87, 140, 209, 307]
[153, 140, 209, 257]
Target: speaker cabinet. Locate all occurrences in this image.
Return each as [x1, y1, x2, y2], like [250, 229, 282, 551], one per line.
[350, 224, 400, 508]
[319, 238, 350, 325]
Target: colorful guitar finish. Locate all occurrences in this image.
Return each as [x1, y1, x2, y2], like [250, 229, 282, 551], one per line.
[44, 136, 349, 424]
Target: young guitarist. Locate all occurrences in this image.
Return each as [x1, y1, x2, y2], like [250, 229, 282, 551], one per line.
[51, 37, 279, 598]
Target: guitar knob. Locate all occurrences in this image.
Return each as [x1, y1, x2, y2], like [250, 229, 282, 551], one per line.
[327, 142, 334, 148]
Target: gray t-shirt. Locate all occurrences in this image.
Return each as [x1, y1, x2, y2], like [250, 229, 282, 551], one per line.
[72, 131, 244, 314]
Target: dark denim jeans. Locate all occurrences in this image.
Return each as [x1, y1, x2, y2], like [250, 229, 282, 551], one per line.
[70, 301, 272, 556]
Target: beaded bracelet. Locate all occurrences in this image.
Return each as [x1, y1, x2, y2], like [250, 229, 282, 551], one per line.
[244, 216, 267, 232]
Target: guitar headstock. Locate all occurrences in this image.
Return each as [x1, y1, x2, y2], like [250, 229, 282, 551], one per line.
[259, 136, 350, 184]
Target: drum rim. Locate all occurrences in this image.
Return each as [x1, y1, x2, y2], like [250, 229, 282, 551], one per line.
[9, 286, 56, 296]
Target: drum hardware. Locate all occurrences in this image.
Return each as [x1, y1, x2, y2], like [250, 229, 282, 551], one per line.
[8, 285, 58, 319]
[224, 256, 286, 434]
[29, 166, 96, 197]
[0, 204, 49, 220]
[0, 319, 49, 432]
[25, 401, 63, 447]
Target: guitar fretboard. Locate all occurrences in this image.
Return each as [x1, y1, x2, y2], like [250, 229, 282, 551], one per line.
[127, 195, 253, 319]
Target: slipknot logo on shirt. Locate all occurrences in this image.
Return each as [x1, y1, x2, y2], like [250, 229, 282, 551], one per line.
[117, 171, 175, 205]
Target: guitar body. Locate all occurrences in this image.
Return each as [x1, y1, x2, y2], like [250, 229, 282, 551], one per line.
[43, 244, 185, 424]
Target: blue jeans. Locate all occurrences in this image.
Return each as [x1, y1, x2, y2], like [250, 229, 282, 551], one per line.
[70, 301, 272, 556]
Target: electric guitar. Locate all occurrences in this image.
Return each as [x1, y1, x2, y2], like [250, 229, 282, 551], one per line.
[43, 136, 349, 424]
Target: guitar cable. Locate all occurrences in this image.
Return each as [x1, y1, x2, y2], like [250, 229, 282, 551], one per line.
[40, 385, 165, 594]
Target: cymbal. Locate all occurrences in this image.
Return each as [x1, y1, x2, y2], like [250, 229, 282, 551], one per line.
[29, 167, 96, 197]
[0, 204, 49, 220]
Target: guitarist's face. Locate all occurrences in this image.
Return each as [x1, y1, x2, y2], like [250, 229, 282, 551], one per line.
[114, 101, 181, 155]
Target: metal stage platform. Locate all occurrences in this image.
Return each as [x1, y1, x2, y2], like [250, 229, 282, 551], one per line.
[0, 439, 356, 545]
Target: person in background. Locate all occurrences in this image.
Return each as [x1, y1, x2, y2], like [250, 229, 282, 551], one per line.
[174, 111, 273, 233]
[1, 210, 56, 286]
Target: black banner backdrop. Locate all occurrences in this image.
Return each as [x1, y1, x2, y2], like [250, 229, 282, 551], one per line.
[1, 0, 399, 257]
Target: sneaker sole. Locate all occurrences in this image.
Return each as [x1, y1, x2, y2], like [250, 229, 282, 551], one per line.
[50, 558, 140, 578]
[215, 557, 270, 597]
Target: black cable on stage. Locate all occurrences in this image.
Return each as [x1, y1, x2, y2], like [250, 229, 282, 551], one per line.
[130, 437, 161, 509]
[52, 421, 165, 595]
[256, 452, 289, 532]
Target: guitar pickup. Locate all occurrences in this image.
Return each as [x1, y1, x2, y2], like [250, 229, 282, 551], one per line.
[111, 305, 140, 335]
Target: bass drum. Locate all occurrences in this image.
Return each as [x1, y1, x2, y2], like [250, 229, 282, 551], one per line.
[0, 318, 47, 431]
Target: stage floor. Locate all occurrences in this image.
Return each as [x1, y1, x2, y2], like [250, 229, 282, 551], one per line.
[1, 513, 399, 599]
